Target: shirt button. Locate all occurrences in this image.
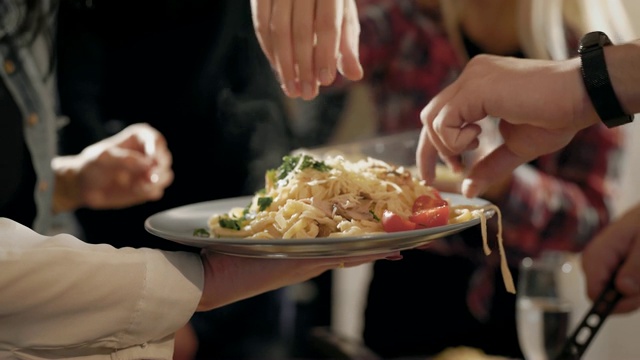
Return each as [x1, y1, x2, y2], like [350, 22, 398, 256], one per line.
[38, 181, 49, 192]
[27, 113, 39, 126]
[4, 59, 15, 74]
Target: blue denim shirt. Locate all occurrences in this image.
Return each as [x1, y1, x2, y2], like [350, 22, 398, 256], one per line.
[0, 0, 59, 234]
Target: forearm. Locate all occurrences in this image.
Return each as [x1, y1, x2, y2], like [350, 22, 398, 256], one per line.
[606, 39, 640, 115]
[51, 155, 81, 213]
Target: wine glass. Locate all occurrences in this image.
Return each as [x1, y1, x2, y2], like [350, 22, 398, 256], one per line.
[516, 251, 576, 360]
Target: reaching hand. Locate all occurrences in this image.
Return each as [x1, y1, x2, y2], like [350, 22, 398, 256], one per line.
[582, 205, 640, 314]
[197, 250, 401, 311]
[251, 0, 363, 100]
[52, 123, 174, 212]
[416, 54, 598, 198]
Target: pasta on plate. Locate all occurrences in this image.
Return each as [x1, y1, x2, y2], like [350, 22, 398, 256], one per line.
[207, 153, 515, 294]
[209, 154, 480, 239]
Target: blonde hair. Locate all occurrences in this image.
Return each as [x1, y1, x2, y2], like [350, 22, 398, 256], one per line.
[440, 0, 636, 61]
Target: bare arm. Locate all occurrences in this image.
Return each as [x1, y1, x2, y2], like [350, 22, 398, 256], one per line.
[607, 40, 640, 115]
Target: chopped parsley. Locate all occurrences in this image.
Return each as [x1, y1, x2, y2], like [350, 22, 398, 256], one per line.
[193, 228, 210, 237]
[370, 210, 380, 222]
[219, 216, 244, 230]
[217, 200, 264, 231]
[276, 154, 331, 180]
[217, 156, 330, 232]
[257, 196, 273, 211]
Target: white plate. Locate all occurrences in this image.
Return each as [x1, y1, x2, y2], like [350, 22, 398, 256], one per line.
[144, 193, 494, 258]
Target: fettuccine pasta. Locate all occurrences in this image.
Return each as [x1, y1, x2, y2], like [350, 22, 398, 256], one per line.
[210, 154, 454, 238]
[207, 154, 515, 293]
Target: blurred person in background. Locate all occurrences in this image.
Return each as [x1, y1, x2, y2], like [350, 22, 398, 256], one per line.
[251, 0, 635, 357]
[54, 0, 304, 359]
[414, 39, 640, 315]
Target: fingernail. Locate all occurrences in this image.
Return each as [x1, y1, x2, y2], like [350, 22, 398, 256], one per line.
[385, 255, 403, 261]
[287, 81, 298, 97]
[619, 277, 640, 295]
[319, 68, 333, 85]
[302, 82, 314, 99]
[137, 182, 153, 194]
[337, 55, 345, 76]
[461, 178, 479, 198]
[356, 63, 364, 80]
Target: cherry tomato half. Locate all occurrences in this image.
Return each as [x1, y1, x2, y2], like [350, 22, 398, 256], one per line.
[412, 194, 448, 213]
[381, 210, 417, 232]
[409, 205, 450, 228]
[382, 193, 451, 233]
[410, 194, 450, 228]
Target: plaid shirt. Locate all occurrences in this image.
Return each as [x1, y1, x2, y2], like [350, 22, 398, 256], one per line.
[353, 0, 623, 320]
[355, 0, 460, 134]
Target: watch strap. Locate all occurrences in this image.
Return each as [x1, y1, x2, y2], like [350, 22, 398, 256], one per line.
[579, 34, 634, 128]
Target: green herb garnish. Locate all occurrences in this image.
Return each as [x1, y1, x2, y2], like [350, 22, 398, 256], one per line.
[219, 216, 244, 230]
[276, 154, 331, 180]
[216, 201, 256, 231]
[193, 228, 210, 237]
[257, 196, 273, 211]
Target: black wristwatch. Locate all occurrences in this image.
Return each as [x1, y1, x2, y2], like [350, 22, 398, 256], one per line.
[578, 31, 634, 128]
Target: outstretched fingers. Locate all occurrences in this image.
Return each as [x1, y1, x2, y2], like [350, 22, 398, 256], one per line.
[416, 126, 440, 184]
[313, 0, 342, 87]
[251, 0, 274, 65]
[417, 84, 482, 183]
[293, 0, 319, 99]
[270, 0, 299, 97]
[336, 0, 363, 81]
[251, 0, 362, 98]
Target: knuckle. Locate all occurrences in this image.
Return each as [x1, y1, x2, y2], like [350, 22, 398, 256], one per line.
[466, 54, 494, 73]
[292, 25, 313, 43]
[315, 13, 340, 35]
[270, 19, 290, 37]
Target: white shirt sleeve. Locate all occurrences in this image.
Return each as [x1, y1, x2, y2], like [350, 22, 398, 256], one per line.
[0, 217, 204, 359]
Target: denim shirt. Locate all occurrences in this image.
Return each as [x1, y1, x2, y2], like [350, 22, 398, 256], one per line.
[0, 0, 59, 234]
